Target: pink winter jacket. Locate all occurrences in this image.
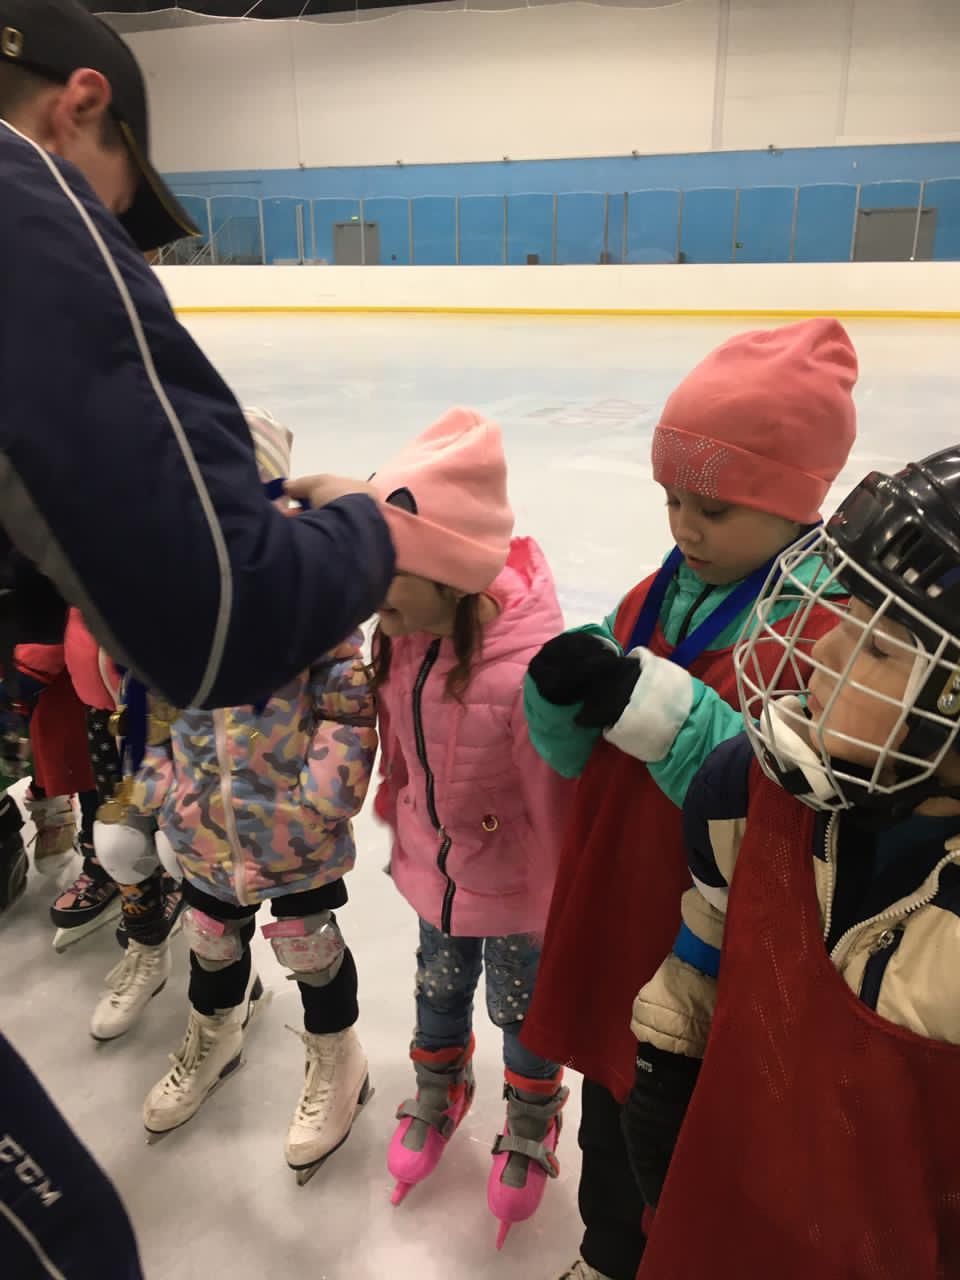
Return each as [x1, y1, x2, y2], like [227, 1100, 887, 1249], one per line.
[376, 537, 573, 938]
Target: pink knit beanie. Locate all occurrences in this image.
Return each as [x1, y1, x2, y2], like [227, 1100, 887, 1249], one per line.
[371, 408, 515, 594]
[244, 406, 293, 484]
[652, 318, 858, 524]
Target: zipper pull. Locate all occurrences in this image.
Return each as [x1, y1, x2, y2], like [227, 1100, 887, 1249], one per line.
[870, 927, 902, 954]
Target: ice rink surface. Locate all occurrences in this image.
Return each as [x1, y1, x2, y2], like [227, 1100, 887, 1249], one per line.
[2, 313, 958, 1279]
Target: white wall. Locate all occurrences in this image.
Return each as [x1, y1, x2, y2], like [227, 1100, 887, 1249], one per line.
[127, 0, 960, 173]
[154, 261, 960, 317]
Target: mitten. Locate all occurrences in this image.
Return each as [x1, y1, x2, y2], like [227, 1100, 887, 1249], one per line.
[528, 631, 638, 718]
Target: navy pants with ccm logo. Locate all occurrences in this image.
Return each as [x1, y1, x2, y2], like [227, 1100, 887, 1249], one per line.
[0, 1033, 142, 1279]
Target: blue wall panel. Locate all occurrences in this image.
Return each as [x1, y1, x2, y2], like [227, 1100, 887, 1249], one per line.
[681, 189, 737, 263]
[168, 143, 960, 264]
[507, 194, 554, 265]
[625, 190, 680, 263]
[165, 142, 960, 205]
[556, 193, 605, 265]
[363, 198, 411, 265]
[928, 178, 960, 260]
[459, 196, 504, 265]
[793, 185, 858, 262]
[411, 197, 457, 265]
[734, 187, 795, 262]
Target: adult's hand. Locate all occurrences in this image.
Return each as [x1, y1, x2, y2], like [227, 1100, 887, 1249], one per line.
[286, 474, 379, 509]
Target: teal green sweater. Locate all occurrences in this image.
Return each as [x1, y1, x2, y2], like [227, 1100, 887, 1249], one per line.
[523, 553, 834, 807]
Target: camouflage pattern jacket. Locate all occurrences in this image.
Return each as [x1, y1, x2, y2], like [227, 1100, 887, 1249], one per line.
[133, 632, 376, 906]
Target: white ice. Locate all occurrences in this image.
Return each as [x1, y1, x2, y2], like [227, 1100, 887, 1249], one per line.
[1, 314, 958, 1280]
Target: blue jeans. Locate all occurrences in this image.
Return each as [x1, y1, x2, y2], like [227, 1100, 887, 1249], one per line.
[414, 918, 559, 1081]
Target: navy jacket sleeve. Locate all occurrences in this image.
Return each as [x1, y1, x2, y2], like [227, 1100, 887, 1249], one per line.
[630, 733, 756, 1057]
[0, 123, 394, 708]
[682, 732, 754, 901]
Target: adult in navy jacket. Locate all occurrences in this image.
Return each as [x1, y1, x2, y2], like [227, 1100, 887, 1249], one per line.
[0, 0, 395, 713]
[0, 4, 393, 1277]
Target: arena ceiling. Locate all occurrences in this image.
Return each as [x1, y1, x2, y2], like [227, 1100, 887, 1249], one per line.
[87, 0, 668, 32]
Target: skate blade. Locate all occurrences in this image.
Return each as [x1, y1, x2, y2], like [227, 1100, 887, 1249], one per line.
[33, 852, 77, 877]
[144, 1053, 245, 1144]
[289, 1075, 375, 1188]
[244, 979, 272, 1031]
[53, 898, 123, 952]
[495, 1221, 511, 1251]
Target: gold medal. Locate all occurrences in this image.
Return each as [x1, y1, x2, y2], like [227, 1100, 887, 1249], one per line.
[147, 696, 178, 745]
[96, 777, 135, 824]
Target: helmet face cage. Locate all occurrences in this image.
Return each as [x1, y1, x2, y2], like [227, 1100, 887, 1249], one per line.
[734, 527, 960, 813]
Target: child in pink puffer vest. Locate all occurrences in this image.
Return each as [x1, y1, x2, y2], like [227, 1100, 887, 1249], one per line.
[110, 410, 378, 1182]
[365, 410, 574, 1246]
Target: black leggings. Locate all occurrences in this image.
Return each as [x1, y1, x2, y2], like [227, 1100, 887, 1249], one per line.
[182, 879, 358, 1035]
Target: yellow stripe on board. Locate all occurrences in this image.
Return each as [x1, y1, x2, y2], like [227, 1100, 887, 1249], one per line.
[173, 305, 960, 320]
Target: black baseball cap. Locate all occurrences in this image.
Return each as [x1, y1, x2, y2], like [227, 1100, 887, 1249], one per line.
[0, 0, 200, 250]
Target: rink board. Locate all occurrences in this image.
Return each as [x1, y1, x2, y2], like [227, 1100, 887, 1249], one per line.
[156, 262, 960, 319]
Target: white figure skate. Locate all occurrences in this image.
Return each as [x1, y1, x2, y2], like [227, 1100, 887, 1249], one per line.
[142, 972, 269, 1142]
[285, 1024, 374, 1186]
[90, 939, 172, 1042]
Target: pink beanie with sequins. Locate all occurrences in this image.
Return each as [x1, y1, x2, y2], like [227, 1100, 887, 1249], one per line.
[652, 318, 858, 524]
[371, 408, 515, 594]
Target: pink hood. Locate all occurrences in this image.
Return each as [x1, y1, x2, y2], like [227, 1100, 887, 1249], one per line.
[376, 537, 573, 938]
[64, 608, 120, 710]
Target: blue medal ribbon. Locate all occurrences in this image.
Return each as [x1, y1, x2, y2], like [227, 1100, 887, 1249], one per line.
[626, 546, 781, 669]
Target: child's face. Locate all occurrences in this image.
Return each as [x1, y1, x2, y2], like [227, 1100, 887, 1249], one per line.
[378, 574, 459, 638]
[806, 599, 917, 771]
[664, 488, 801, 586]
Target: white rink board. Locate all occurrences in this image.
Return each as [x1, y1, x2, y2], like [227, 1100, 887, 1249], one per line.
[156, 261, 960, 317]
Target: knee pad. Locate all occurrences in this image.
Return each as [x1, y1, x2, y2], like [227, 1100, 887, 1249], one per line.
[182, 907, 252, 972]
[263, 911, 345, 988]
[93, 816, 159, 884]
[154, 829, 182, 883]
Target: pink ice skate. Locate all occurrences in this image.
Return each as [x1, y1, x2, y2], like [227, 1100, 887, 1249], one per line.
[388, 1035, 476, 1206]
[487, 1068, 568, 1249]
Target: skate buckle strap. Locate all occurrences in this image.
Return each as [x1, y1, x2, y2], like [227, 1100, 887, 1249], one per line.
[421, 1058, 469, 1084]
[504, 1087, 570, 1119]
[396, 1097, 457, 1140]
[491, 1132, 561, 1177]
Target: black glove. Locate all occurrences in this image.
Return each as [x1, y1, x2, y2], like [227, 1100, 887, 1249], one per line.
[621, 1043, 701, 1208]
[528, 632, 641, 728]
